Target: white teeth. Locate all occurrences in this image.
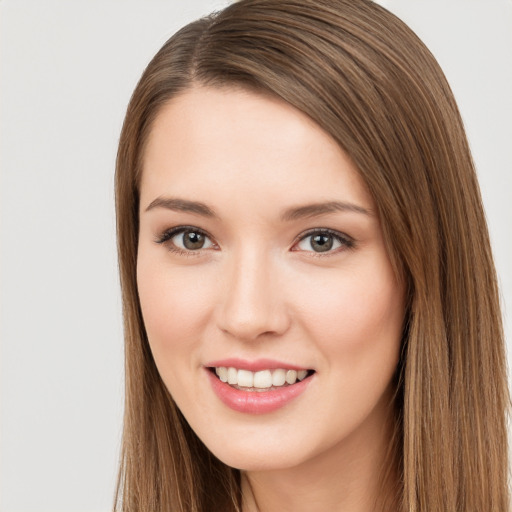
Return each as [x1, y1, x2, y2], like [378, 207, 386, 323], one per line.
[214, 366, 310, 389]
[227, 367, 238, 385]
[237, 369, 254, 388]
[285, 369, 297, 384]
[254, 370, 272, 388]
[272, 368, 286, 386]
[216, 367, 228, 383]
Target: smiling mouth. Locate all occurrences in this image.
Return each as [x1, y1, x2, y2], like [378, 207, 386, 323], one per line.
[209, 367, 315, 392]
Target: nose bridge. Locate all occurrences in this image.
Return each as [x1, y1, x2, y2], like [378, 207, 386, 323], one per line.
[217, 244, 289, 340]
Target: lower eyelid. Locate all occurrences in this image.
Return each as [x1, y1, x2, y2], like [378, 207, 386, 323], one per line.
[174, 233, 215, 250]
[156, 226, 208, 244]
[155, 226, 219, 256]
[293, 230, 354, 252]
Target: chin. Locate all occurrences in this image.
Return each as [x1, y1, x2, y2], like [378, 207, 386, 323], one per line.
[196, 428, 314, 472]
[214, 447, 304, 472]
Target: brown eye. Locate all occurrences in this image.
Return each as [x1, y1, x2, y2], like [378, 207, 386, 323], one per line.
[172, 229, 213, 251]
[294, 229, 352, 254]
[310, 234, 334, 252]
[182, 231, 206, 250]
[156, 226, 215, 253]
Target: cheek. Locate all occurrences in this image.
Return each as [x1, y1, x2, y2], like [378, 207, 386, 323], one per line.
[293, 261, 404, 367]
[136, 258, 216, 361]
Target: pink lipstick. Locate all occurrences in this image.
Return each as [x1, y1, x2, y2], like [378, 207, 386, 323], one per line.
[204, 359, 314, 414]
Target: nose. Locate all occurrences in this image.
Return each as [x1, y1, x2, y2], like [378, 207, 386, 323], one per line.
[216, 248, 291, 341]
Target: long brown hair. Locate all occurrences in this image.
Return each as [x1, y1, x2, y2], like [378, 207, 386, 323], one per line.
[114, 1, 509, 510]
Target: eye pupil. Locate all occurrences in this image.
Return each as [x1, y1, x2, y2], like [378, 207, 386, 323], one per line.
[311, 234, 333, 252]
[183, 231, 205, 250]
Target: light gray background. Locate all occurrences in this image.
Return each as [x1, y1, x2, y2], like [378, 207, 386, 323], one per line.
[1, 1, 511, 511]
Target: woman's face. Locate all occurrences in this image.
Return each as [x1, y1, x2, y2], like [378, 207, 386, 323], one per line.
[137, 86, 405, 471]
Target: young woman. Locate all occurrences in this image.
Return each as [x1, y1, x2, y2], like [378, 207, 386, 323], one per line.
[114, 1, 509, 510]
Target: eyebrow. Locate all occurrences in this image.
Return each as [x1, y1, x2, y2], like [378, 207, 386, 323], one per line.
[144, 197, 218, 217]
[280, 201, 372, 221]
[144, 196, 372, 220]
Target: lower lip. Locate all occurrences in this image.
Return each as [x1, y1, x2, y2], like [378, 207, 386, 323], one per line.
[206, 369, 313, 414]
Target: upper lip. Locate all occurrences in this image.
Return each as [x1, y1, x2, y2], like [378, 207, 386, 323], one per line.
[204, 358, 311, 372]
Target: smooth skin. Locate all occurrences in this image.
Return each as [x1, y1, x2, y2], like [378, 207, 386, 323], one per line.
[137, 86, 405, 512]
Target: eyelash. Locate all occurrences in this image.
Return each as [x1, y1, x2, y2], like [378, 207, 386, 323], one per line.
[155, 226, 355, 257]
[292, 228, 355, 256]
[155, 225, 216, 257]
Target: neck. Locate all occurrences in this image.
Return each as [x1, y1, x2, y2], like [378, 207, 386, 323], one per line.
[241, 391, 400, 512]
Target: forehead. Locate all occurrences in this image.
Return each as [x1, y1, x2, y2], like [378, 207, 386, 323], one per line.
[140, 85, 374, 214]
